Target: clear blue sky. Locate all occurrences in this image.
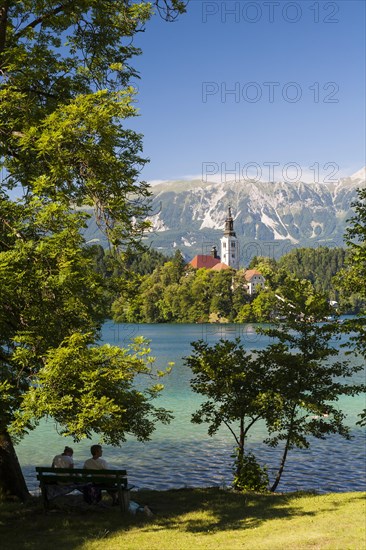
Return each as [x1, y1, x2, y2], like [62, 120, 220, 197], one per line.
[128, 0, 365, 184]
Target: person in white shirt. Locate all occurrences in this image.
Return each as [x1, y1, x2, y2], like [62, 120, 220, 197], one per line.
[83, 444, 108, 470]
[52, 446, 74, 468]
[83, 444, 118, 505]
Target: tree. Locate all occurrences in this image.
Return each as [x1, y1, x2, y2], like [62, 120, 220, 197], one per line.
[335, 187, 366, 425]
[257, 278, 364, 491]
[111, 272, 145, 322]
[176, 268, 211, 322]
[251, 289, 277, 322]
[11, 334, 172, 444]
[125, 247, 170, 276]
[0, 1, 185, 500]
[231, 271, 250, 318]
[278, 247, 348, 303]
[184, 339, 272, 491]
[209, 269, 234, 320]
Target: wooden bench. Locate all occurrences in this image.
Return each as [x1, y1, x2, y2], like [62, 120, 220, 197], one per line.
[36, 467, 134, 513]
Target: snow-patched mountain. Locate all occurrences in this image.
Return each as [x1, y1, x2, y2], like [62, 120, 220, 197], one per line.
[146, 172, 365, 260]
[350, 167, 366, 182]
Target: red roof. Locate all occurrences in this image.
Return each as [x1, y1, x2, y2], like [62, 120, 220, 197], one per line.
[189, 255, 221, 269]
[244, 269, 263, 281]
[210, 262, 231, 271]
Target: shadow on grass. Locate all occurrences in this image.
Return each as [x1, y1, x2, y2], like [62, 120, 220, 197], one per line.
[0, 488, 364, 549]
[0, 495, 144, 550]
[138, 487, 317, 533]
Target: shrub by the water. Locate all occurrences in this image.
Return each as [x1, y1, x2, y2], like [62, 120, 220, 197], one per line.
[233, 451, 269, 493]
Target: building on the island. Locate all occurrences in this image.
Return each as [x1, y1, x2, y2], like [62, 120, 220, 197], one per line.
[189, 208, 239, 271]
[189, 246, 221, 269]
[210, 261, 231, 271]
[244, 269, 265, 295]
[188, 209, 266, 294]
[220, 207, 239, 270]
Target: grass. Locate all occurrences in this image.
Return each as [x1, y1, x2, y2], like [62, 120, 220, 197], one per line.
[0, 488, 365, 550]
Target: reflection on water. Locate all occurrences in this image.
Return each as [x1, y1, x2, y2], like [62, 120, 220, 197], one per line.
[16, 323, 366, 493]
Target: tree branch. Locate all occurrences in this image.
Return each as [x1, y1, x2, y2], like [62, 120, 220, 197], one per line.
[20, 87, 58, 99]
[0, 1, 10, 56]
[243, 414, 261, 436]
[222, 419, 240, 447]
[15, 2, 72, 39]
[0, 215, 24, 241]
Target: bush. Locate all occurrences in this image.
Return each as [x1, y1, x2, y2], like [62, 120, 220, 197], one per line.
[233, 451, 269, 492]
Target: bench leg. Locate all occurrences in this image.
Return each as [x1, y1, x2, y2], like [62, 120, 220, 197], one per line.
[118, 488, 130, 513]
[40, 485, 50, 511]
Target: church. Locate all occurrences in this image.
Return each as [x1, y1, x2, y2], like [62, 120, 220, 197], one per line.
[188, 208, 266, 295]
[189, 207, 239, 271]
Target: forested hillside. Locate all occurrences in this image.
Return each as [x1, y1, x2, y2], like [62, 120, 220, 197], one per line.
[277, 247, 346, 294]
[109, 246, 362, 323]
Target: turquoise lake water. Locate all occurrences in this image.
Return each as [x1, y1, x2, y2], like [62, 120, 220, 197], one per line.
[16, 322, 366, 493]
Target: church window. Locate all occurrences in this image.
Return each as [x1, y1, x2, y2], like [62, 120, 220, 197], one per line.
[231, 242, 235, 247]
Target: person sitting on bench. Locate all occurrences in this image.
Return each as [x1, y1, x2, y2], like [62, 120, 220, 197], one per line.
[83, 444, 107, 470]
[83, 444, 118, 505]
[52, 446, 74, 469]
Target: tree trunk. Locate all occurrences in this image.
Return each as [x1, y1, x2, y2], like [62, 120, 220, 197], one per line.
[0, 1, 10, 59]
[270, 408, 296, 492]
[0, 430, 30, 501]
[234, 417, 245, 489]
[270, 437, 290, 492]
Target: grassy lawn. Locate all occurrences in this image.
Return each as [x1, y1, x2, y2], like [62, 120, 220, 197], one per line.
[1, 488, 365, 550]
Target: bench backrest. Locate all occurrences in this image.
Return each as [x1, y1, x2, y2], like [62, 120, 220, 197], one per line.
[36, 467, 128, 486]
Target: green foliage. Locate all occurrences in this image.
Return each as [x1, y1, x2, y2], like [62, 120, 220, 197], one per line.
[184, 277, 365, 492]
[251, 290, 277, 322]
[235, 303, 253, 323]
[0, 200, 173, 446]
[336, 189, 366, 316]
[185, 339, 273, 486]
[250, 248, 364, 313]
[248, 256, 278, 283]
[209, 270, 233, 319]
[112, 265, 252, 323]
[0, 1, 185, 496]
[277, 247, 363, 311]
[125, 248, 170, 276]
[356, 409, 366, 427]
[0, 3, 158, 246]
[233, 451, 269, 493]
[278, 247, 347, 294]
[11, 334, 172, 444]
[112, 244, 361, 324]
[336, 188, 366, 423]
[257, 277, 365, 491]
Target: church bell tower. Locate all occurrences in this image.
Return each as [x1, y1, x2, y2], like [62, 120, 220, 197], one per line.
[220, 207, 239, 269]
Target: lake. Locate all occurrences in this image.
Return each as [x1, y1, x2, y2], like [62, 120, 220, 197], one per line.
[16, 322, 366, 494]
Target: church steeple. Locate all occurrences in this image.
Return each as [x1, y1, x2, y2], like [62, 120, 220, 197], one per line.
[224, 206, 236, 237]
[220, 206, 239, 269]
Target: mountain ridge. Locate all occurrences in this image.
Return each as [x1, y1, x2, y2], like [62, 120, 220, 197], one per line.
[84, 170, 365, 262]
[145, 173, 365, 260]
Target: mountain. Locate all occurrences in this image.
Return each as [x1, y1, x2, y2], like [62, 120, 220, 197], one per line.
[144, 172, 365, 261]
[84, 170, 365, 262]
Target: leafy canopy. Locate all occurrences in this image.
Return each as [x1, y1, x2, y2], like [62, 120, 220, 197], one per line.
[184, 278, 365, 492]
[185, 338, 274, 490]
[257, 278, 364, 490]
[335, 188, 366, 425]
[0, 1, 185, 452]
